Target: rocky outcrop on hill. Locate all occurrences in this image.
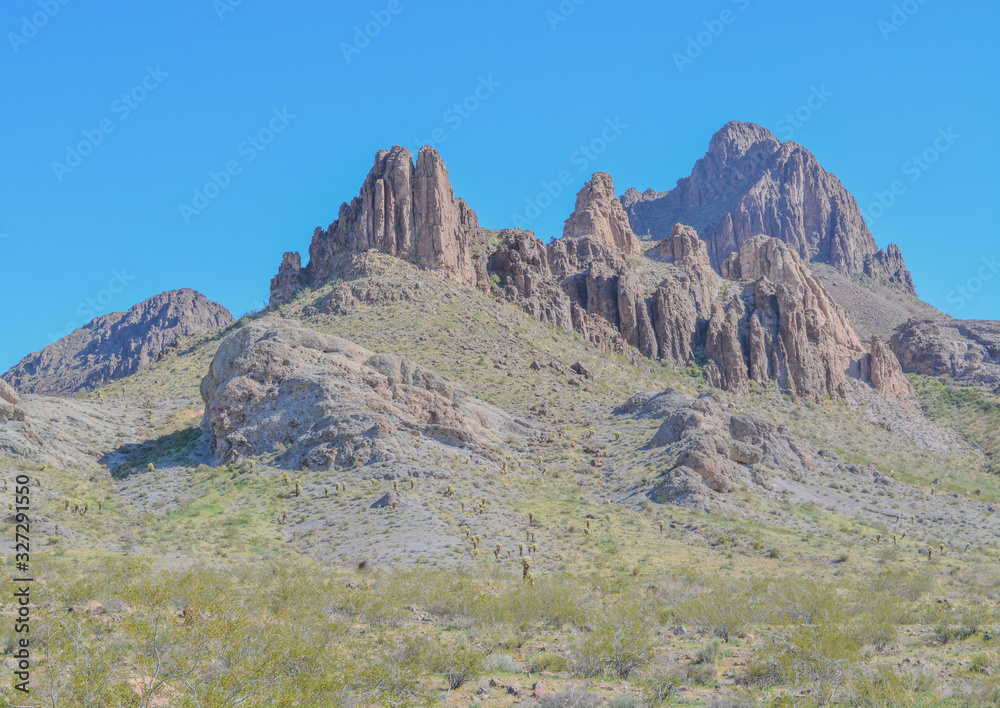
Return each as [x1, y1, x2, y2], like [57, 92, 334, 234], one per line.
[200, 318, 531, 468]
[3, 289, 234, 396]
[862, 336, 914, 399]
[618, 388, 812, 504]
[863, 243, 916, 293]
[269, 146, 485, 307]
[0, 380, 25, 422]
[717, 235, 868, 400]
[890, 318, 1000, 391]
[562, 172, 641, 256]
[621, 121, 916, 295]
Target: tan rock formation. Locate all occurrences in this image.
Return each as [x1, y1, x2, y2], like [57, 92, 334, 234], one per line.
[562, 172, 642, 256]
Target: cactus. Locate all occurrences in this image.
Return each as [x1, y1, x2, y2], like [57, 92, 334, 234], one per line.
[529, 512, 535, 526]
[146, 462, 155, 472]
[410, 479, 415, 490]
[586, 519, 591, 529]
[659, 520, 664, 533]
[280, 509, 287, 524]
[614, 432, 621, 440]
[283, 473, 291, 486]
[294, 480, 302, 497]
[876, 534, 882, 544]
[522, 557, 532, 578]
[605, 513, 611, 522]
[392, 499, 398, 510]
[447, 485, 455, 497]
[324, 486, 330, 498]
[519, 543, 524, 556]
[393, 480, 398, 492]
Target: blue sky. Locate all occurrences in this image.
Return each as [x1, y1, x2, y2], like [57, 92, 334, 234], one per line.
[1, 0, 998, 371]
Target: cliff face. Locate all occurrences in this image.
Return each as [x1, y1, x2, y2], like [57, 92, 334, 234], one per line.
[270, 146, 485, 306]
[2, 289, 234, 396]
[621, 121, 916, 295]
[495, 215, 901, 402]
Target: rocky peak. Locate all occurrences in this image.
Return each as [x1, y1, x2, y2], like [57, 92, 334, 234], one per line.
[562, 172, 642, 256]
[705, 120, 782, 170]
[270, 145, 482, 307]
[622, 121, 916, 296]
[3, 289, 234, 396]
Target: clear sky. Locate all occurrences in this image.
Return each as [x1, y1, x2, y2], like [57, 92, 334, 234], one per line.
[1, 0, 998, 371]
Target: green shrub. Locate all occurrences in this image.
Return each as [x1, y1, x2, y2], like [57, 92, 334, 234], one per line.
[423, 637, 485, 689]
[572, 601, 654, 678]
[695, 638, 723, 665]
[528, 651, 569, 674]
[482, 653, 523, 674]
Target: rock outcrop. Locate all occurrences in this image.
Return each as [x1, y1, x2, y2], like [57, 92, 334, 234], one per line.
[862, 336, 914, 399]
[863, 243, 916, 294]
[890, 318, 1000, 391]
[618, 388, 812, 503]
[491, 218, 898, 402]
[3, 289, 234, 396]
[200, 318, 530, 468]
[0, 379, 25, 422]
[561, 172, 642, 256]
[717, 235, 867, 400]
[621, 121, 916, 294]
[269, 146, 485, 306]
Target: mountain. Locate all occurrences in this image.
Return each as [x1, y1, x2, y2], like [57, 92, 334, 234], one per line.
[5, 129, 1000, 707]
[268, 156, 913, 404]
[2, 288, 234, 396]
[620, 121, 916, 295]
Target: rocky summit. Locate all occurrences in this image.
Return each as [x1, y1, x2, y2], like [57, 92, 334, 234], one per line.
[2, 288, 234, 396]
[621, 121, 916, 295]
[270, 145, 485, 306]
